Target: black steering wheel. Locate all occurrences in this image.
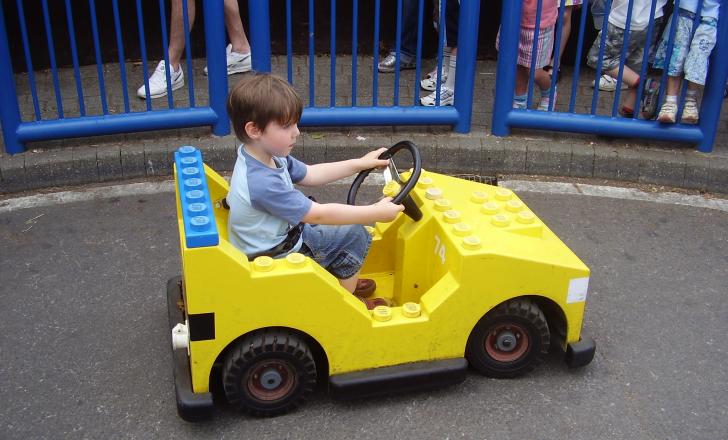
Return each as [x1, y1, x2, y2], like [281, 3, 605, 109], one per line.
[347, 140, 423, 221]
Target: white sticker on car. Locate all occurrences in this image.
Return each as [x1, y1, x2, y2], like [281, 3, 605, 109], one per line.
[567, 277, 589, 303]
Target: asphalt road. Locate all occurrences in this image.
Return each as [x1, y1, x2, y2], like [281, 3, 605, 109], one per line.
[1, 182, 727, 440]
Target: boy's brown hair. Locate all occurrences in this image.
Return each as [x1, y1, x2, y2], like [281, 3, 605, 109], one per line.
[227, 73, 303, 143]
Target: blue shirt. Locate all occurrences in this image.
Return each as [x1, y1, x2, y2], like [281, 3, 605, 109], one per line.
[681, 0, 721, 19]
[227, 145, 312, 256]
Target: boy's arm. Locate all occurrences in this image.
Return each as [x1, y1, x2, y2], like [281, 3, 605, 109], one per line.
[302, 197, 404, 225]
[298, 148, 389, 187]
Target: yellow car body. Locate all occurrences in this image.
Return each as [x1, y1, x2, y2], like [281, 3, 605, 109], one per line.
[167, 145, 595, 421]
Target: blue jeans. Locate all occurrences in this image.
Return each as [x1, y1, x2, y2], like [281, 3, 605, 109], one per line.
[299, 224, 372, 279]
[398, 0, 460, 58]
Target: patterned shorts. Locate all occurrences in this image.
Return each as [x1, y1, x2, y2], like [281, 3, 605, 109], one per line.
[653, 10, 718, 86]
[560, 0, 584, 7]
[586, 20, 660, 72]
[496, 25, 555, 69]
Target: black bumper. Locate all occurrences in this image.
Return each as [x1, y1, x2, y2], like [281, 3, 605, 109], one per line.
[329, 358, 468, 400]
[167, 276, 214, 422]
[565, 336, 596, 368]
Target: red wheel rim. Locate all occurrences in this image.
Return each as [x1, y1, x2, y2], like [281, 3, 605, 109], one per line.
[484, 323, 530, 363]
[245, 360, 297, 402]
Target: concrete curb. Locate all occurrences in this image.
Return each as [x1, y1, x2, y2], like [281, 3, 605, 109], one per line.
[1, 131, 727, 195]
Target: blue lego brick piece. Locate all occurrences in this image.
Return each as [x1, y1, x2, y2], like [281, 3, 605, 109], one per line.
[174, 146, 219, 248]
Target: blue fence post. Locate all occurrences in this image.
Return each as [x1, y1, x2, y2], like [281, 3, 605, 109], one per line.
[453, 0, 481, 133]
[249, 0, 272, 72]
[697, 3, 728, 153]
[203, 0, 230, 136]
[0, 1, 23, 154]
[492, 0, 523, 136]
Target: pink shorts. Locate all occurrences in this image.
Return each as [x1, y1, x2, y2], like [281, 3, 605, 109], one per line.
[496, 25, 555, 69]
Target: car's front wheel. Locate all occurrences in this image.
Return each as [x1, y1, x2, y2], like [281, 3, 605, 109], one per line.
[223, 329, 317, 416]
[466, 298, 550, 378]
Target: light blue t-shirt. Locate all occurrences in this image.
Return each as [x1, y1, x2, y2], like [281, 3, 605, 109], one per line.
[680, 0, 721, 19]
[227, 145, 312, 256]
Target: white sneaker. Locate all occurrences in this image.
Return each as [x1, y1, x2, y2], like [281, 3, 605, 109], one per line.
[420, 66, 448, 91]
[204, 44, 252, 76]
[420, 86, 454, 106]
[590, 74, 628, 92]
[136, 60, 184, 99]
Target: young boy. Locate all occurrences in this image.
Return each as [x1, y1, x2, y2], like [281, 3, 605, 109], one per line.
[586, 0, 667, 117]
[653, 0, 721, 124]
[225, 73, 403, 308]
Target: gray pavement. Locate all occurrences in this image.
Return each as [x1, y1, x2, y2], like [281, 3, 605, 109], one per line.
[1, 182, 727, 439]
[2, 57, 728, 194]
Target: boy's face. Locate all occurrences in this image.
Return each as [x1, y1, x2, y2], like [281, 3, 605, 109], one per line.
[250, 120, 300, 157]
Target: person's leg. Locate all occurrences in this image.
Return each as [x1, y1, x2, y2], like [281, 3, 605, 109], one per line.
[514, 65, 529, 109]
[223, 0, 251, 54]
[555, 6, 573, 68]
[168, 0, 196, 70]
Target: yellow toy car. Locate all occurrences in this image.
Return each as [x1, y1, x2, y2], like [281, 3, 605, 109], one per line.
[167, 142, 595, 422]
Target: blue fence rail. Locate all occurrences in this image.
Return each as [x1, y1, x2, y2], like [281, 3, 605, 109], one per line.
[1, 0, 727, 155]
[492, 0, 728, 153]
[0, 0, 230, 155]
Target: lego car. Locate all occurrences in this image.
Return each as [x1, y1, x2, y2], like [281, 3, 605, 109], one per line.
[167, 141, 596, 422]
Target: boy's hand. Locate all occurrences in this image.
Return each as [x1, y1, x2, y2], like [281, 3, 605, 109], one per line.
[358, 147, 390, 171]
[373, 197, 404, 222]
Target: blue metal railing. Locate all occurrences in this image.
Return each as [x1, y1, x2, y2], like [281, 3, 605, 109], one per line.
[250, 0, 481, 132]
[493, 0, 728, 153]
[0, 0, 230, 154]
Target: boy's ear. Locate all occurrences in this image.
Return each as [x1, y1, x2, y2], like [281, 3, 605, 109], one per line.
[244, 121, 262, 140]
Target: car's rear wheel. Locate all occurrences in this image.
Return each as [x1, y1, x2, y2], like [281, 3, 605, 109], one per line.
[466, 298, 550, 378]
[223, 329, 317, 416]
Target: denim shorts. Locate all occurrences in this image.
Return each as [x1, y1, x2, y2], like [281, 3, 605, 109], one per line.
[298, 224, 372, 280]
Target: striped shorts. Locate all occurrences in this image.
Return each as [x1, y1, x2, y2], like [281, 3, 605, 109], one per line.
[496, 25, 555, 69]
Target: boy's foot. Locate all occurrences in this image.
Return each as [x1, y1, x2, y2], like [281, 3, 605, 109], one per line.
[203, 44, 251, 76]
[358, 296, 391, 310]
[420, 66, 447, 91]
[420, 86, 454, 106]
[591, 74, 628, 91]
[538, 89, 557, 111]
[136, 60, 184, 99]
[640, 78, 660, 120]
[354, 278, 377, 297]
[681, 100, 699, 124]
[657, 101, 677, 123]
[619, 105, 634, 118]
[378, 51, 416, 73]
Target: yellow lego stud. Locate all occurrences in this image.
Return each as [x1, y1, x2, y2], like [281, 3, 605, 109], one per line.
[495, 188, 513, 201]
[481, 201, 500, 215]
[470, 191, 488, 203]
[253, 256, 275, 272]
[491, 213, 511, 227]
[425, 187, 443, 200]
[462, 235, 482, 250]
[505, 199, 524, 212]
[417, 176, 434, 189]
[402, 302, 421, 318]
[285, 253, 306, 268]
[364, 225, 376, 236]
[443, 210, 461, 224]
[372, 305, 392, 322]
[383, 181, 401, 197]
[400, 169, 412, 182]
[434, 199, 452, 212]
[453, 222, 472, 236]
[516, 211, 536, 224]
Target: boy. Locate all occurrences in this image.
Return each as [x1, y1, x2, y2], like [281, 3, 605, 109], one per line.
[225, 73, 403, 308]
[586, 0, 667, 117]
[653, 0, 721, 123]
